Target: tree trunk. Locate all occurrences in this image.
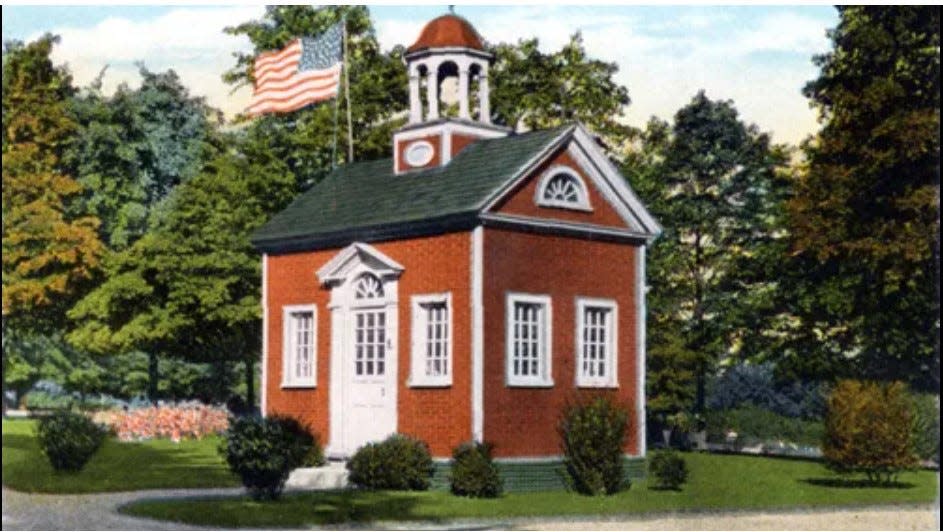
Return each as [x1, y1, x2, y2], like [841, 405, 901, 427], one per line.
[148, 351, 159, 405]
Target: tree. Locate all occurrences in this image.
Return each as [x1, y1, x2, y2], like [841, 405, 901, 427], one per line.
[66, 65, 221, 249]
[490, 33, 633, 147]
[68, 135, 296, 406]
[2, 35, 104, 331]
[626, 93, 790, 413]
[787, 7, 940, 391]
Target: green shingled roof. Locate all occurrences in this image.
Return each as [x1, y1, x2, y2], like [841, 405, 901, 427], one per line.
[251, 124, 572, 251]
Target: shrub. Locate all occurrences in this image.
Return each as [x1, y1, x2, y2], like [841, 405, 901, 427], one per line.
[648, 450, 688, 490]
[449, 441, 503, 498]
[347, 434, 434, 490]
[558, 397, 629, 495]
[267, 414, 325, 467]
[704, 405, 824, 447]
[24, 390, 73, 411]
[35, 411, 107, 472]
[823, 380, 918, 484]
[911, 393, 940, 463]
[219, 415, 314, 500]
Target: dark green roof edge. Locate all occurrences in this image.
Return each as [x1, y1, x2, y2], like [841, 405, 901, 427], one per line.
[253, 212, 480, 254]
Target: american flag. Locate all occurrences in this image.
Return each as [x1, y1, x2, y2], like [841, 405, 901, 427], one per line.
[248, 22, 343, 115]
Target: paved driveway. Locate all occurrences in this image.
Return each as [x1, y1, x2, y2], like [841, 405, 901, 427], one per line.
[2, 487, 239, 530]
[3, 486, 939, 531]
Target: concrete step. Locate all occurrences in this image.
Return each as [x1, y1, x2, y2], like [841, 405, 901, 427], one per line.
[285, 461, 350, 491]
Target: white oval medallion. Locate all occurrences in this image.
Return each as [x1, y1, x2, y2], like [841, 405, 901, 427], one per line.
[404, 140, 435, 167]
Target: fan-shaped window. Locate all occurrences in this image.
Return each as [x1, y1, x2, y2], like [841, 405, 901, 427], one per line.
[354, 273, 384, 300]
[535, 166, 592, 211]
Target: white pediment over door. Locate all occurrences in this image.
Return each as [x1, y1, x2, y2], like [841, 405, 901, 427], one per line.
[316, 242, 405, 286]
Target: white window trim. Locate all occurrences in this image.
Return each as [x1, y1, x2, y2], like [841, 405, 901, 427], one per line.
[534, 165, 593, 212]
[506, 292, 554, 387]
[281, 304, 317, 388]
[409, 292, 453, 387]
[575, 297, 619, 388]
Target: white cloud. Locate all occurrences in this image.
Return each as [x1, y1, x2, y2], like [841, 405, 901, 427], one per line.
[37, 5, 263, 117]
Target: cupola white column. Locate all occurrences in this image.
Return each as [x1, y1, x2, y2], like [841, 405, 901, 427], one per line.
[426, 66, 440, 120]
[478, 72, 491, 124]
[408, 72, 422, 123]
[458, 68, 470, 119]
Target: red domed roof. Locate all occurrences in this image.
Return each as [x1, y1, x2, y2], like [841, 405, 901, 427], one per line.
[407, 14, 484, 53]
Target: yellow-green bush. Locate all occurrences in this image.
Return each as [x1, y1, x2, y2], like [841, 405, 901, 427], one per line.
[823, 380, 918, 484]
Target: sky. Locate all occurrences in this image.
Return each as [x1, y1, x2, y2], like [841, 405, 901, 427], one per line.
[1, 3, 839, 145]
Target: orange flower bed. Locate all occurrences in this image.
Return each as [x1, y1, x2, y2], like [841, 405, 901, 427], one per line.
[97, 405, 230, 442]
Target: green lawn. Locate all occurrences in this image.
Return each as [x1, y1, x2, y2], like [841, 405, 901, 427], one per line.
[122, 452, 938, 528]
[2, 418, 239, 493]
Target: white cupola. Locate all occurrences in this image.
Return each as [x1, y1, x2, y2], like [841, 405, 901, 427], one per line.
[393, 13, 509, 174]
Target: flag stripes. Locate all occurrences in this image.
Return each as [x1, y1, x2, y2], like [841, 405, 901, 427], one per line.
[247, 22, 343, 115]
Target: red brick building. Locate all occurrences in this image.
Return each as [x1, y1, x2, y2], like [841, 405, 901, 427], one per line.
[251, 15, 661, 489]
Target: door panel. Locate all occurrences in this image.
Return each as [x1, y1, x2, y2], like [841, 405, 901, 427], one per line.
[345, 308, 395, 451]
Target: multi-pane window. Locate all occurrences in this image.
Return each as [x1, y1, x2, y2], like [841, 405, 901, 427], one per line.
[410, 294, 452, 386]
[506, 293, 553, 386]
[282, 305, 316, 387]
[535, 166, 591, 211]
[576, 298, 618, 387]
[354, 310, 386, 377]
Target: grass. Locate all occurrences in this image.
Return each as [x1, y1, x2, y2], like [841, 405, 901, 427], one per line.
[122, 452, 938, 528]
[2, 418, 239, 493]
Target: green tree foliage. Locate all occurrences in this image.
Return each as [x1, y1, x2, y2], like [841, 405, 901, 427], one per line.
[67, 136, 296, 405]
[823, 380, 918, 484]
[2, 35, 104, 330]
[490, 33, 633, 147]
[66, 66, 221, 249]
[626, 92, 790, 412]
[786, 7, 940, 391]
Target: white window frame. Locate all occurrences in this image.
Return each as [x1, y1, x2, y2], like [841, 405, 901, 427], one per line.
[575, 297, 618, 388]
[534, 165, 593, 212]
[281, 304, 317, 388]
[506, 292, 554, 387]
[409, 292, 453, 387]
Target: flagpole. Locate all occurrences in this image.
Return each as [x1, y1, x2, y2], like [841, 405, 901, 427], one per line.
[342, 14, 354, 163]
[331, 82, 340, 170]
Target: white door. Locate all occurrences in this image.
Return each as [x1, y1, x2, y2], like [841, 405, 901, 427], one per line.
[344, 308, 396, 451]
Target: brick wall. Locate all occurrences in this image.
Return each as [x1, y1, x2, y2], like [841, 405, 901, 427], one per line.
[493, 146, 630, 229]
[481, 227, 641, 458]
[265, 232, 472, 457]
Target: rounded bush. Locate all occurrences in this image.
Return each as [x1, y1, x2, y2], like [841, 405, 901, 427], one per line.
[36, 411, 107, 472]
[219, 415, 317, 500]
[558, 397, 630, 495]
[449, 441, 503, 498]
[347, 434, 434, 490]
[648, 450, 688, 490]
[824, 380, 918, 484]
[268, 414, 326, 467]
